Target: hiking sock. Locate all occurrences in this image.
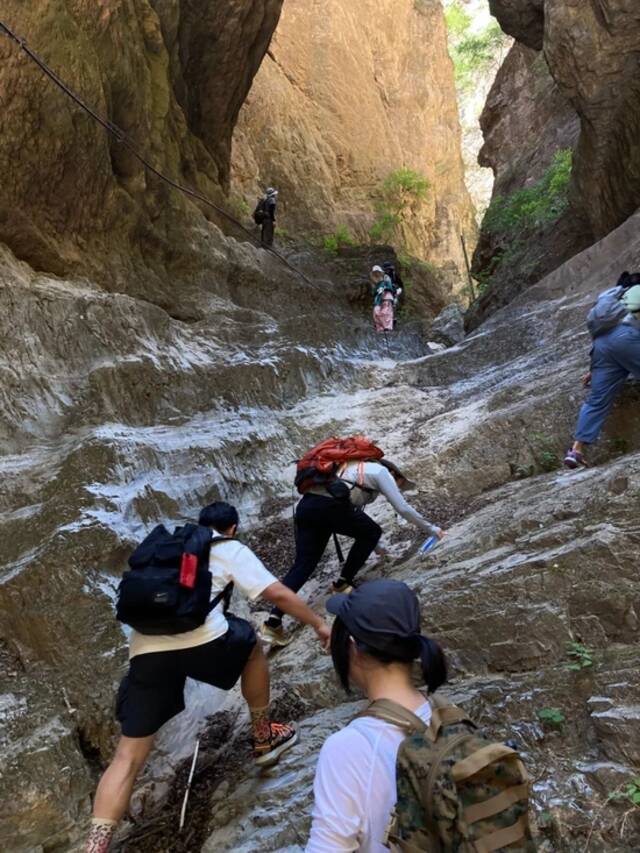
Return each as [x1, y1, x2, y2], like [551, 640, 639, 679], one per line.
[85, 818, 117, 853]
[250, 704, 271, 745]
[264, 615, 282, 629]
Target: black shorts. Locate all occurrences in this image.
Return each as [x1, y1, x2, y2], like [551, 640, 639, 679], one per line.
[116, 614, 256, 738]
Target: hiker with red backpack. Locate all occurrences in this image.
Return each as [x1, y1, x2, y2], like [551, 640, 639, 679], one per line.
[259, 437, 445, 647]
[307, 579, 535, 852]
[85, 501, 330, 853]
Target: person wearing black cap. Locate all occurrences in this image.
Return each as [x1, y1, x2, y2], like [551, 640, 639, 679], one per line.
[306, 579, 447, 852]
[260, 459, 445, 647]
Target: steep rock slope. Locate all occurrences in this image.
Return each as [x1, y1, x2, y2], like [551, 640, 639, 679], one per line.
[230, 0, 476, 276]
[185, 210, 640, 853]
[1, 233, 425, 851]
[0, 0, 283, 289]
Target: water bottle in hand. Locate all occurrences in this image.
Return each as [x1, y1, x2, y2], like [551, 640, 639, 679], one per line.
[419, 535, 440, 556]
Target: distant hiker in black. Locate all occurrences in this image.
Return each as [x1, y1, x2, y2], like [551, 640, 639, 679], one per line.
[84, 501, 330, 853]
[253, 187, 278, 247]
[260, 438, 445, 648]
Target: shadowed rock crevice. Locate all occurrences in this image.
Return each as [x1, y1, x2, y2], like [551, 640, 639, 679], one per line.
[0, 0, 283, 282]
[472, 0, 640, 325]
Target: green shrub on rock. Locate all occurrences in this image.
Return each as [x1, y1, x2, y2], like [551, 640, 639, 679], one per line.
[483, 150, 573, 238]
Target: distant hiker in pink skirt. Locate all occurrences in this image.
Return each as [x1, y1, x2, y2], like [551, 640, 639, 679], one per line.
[371, 265, 395, 333]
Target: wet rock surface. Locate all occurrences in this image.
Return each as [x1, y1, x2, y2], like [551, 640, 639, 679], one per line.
[188, 213, 640, 852]
[105, 212, 640, 853]
[428, 303, 466, 347]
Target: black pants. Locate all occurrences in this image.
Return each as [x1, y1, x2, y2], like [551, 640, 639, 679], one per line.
[271, 494, 381, 619]
[261, 217, 275, 247]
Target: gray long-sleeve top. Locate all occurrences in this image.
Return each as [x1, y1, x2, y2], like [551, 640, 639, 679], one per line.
[340, 461, 439, 534]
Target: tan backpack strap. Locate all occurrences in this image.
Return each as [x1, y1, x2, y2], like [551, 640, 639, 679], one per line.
[356, 699, 427, 734]
[473, 814, 529, 852]
[426, 696, 470, 740]
[451, 743, 517, 782]
[463, 782, 529, 824]
[357, 460, 366, 487]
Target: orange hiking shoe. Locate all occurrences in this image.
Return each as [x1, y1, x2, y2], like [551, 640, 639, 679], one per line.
[254, 722, 298, 767]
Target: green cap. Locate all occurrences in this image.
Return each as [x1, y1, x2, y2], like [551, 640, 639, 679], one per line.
[622, 285, 640, 313]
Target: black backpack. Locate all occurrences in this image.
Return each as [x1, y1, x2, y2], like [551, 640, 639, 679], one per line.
[116, 524, 233, 635]
[253, 198, 266, 225]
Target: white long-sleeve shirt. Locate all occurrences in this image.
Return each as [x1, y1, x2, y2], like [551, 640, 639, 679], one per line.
[306, 701, 432, 852]
[340, 461, 439, 535]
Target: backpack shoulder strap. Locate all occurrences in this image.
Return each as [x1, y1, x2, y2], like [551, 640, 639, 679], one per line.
[356, 698, 428, 734]
[206, 535, 235, 613]
[210, 535, 233, 547]
[427, 695, 471, 739]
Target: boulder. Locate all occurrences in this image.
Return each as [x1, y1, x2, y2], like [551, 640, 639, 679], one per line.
[428, 303, 466, 347]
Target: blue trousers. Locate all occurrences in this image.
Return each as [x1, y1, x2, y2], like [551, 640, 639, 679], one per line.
[575, 324, 640, 444]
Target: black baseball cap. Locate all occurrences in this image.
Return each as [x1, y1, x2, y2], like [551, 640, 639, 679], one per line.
[379, 458, 415, 488]
[327, 579, 422, 657]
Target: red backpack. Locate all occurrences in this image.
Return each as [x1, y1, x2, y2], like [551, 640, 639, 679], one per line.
[294, 436, 384, 495]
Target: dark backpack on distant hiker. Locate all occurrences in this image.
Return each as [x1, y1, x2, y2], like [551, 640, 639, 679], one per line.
[253, 197, 266, 225]
[116, 524, 233, 635]
[359, 697, 536, 852]
[587, 286, 628, 339]
[294, 435, 384, 498]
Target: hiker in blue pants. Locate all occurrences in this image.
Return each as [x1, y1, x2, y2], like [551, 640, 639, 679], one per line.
[565, 286, 640, 468]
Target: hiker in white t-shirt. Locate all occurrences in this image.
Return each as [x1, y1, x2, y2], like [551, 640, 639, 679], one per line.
[306, 579, 447, 853]
[85, 501, 331, 853]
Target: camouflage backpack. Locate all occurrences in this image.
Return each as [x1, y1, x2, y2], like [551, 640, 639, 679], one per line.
[359, 696, 536, 852]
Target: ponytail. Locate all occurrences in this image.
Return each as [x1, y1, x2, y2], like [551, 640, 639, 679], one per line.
[330, 616, 448, 695]
[418, 635, 448, 694]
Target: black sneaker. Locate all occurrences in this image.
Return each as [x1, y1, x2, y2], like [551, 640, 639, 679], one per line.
[258, 622, 292, 647]
[331, 577, 354, 594]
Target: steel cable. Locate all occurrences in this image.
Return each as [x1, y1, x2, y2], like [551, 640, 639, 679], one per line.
[0, 19, 312, 285]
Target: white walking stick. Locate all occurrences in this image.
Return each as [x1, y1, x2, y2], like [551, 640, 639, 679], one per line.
[179, 738, 200, 831]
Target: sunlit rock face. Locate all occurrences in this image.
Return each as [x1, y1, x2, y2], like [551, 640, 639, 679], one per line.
[231, 0, 476, 278]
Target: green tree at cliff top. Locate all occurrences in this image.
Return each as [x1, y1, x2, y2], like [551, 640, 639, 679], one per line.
[444, 1, 509, 91]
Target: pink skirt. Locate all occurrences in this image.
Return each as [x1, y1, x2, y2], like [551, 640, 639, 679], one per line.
[373, 299, 394, 332]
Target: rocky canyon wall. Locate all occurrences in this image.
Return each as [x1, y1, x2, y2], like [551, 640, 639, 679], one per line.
[471, 0, 640, 325]
[0, 0, 283, 294]
[3, 1, 640, 851]
[230, 0, 476, 278]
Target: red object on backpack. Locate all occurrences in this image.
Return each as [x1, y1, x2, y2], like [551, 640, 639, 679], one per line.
[294, 435, 384, 494]
[179, 553, 198, 588]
